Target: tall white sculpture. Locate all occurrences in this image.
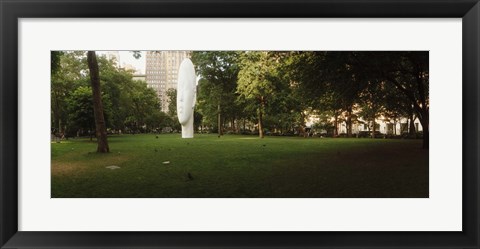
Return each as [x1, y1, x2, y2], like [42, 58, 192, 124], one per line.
[176, 59, 197, 138]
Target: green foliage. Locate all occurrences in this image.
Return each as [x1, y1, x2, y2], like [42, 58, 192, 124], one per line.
[195, 78, 218, 128]
[237, 52, 279, 100]
[358, 81, 386, 125]
[191, 51, 241, 132]
[51, 51, 64, 75]
[52, 50, 429, 146]
[131, 51, 142, 59]
[66, 86, 95, 134]
[130, 80, 161, 127]
[52, 51, 165, 136]
[236, 52, 284, 136]
[51, 51, 88, 133]
[286, 51, 428, 142]
[166, 88, 177, 118]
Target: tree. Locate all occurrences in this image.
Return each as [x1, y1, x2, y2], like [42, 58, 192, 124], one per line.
[87, 51, 109, 153]
[237, 52, 283, 138]
[262, 54, 308, 135]
[383, 82, 412, 136]
[96, 56, 133, 131]
[51, 51, 86, 135]
[51, 51, 63, 75]
[195, 78, 219, 130]
[166, 88, 178, 118]
[393, 52, 429, 147]
[145, 110, 171, 132]
[130, 81, 161, 131]
[290, 51, 429, 145]
[53, 51, 162, 136]
[358, 81, 386, 138]
[360, 52, 429, 148]
[288, 51, 364, 137]
[320, 52, 366, 137]
[165, 88, 182, 131]
[66, 86, 96, 137]
[191, 51, 241, 135]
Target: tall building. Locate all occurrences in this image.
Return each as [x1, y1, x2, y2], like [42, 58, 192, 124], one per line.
[106, 51, 121, 68]
[145, 51, 190, 112]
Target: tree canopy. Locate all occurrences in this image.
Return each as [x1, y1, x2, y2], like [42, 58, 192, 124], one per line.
[193, 51, 429, 147]
[51, 51, 166, 140]
[52, 50, 429, 149]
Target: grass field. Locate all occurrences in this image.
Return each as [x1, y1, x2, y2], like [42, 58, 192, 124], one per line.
[51, 134, 428, 198]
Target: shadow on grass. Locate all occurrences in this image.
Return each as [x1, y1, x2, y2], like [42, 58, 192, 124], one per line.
[51, 134, 428, 198]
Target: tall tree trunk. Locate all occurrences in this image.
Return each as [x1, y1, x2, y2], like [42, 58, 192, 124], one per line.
[393, 117, 397, 135]
[422, 125, 429, 149]
[346, 107, 352, 137]
[409, 108, 416, 137]
[258, 110, 264, 138]
[333, 112, 338, 137]
[418, 111, 429, 149]
[217, 104, 223, 136]
[87, 51, 109, 153]
[58, 119, 62, 135]
[371, 116, 376, 139]
[258, 96, 265, 138]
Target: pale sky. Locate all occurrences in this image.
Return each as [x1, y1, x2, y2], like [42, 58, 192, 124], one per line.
[97, 51, 146, 74]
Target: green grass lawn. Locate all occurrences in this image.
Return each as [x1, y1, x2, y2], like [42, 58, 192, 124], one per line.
[51, 134, 428, 198]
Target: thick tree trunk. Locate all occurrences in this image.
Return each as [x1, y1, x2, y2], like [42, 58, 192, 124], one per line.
[422, 126, 429, 149]
[87, 51, 109, 153]
[418, 111, 429, 149]
[258, 110, 264, 138]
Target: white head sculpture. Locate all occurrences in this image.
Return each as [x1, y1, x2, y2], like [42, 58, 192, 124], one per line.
[176, 58, 197, 138]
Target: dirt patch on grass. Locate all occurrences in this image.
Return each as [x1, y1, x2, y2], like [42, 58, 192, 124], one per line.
[51, 155, 129, 177]
[51, 161, 88, 176]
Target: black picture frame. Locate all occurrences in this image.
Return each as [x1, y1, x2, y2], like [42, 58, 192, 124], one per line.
[1, 0, 478, 248]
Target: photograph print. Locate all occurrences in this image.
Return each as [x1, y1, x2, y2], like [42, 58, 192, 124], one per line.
[51, 51, 429, 198]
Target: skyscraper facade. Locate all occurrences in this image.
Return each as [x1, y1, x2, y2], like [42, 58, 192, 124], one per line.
[106, 51, 121, 68]
[145, 51, 190, 112]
